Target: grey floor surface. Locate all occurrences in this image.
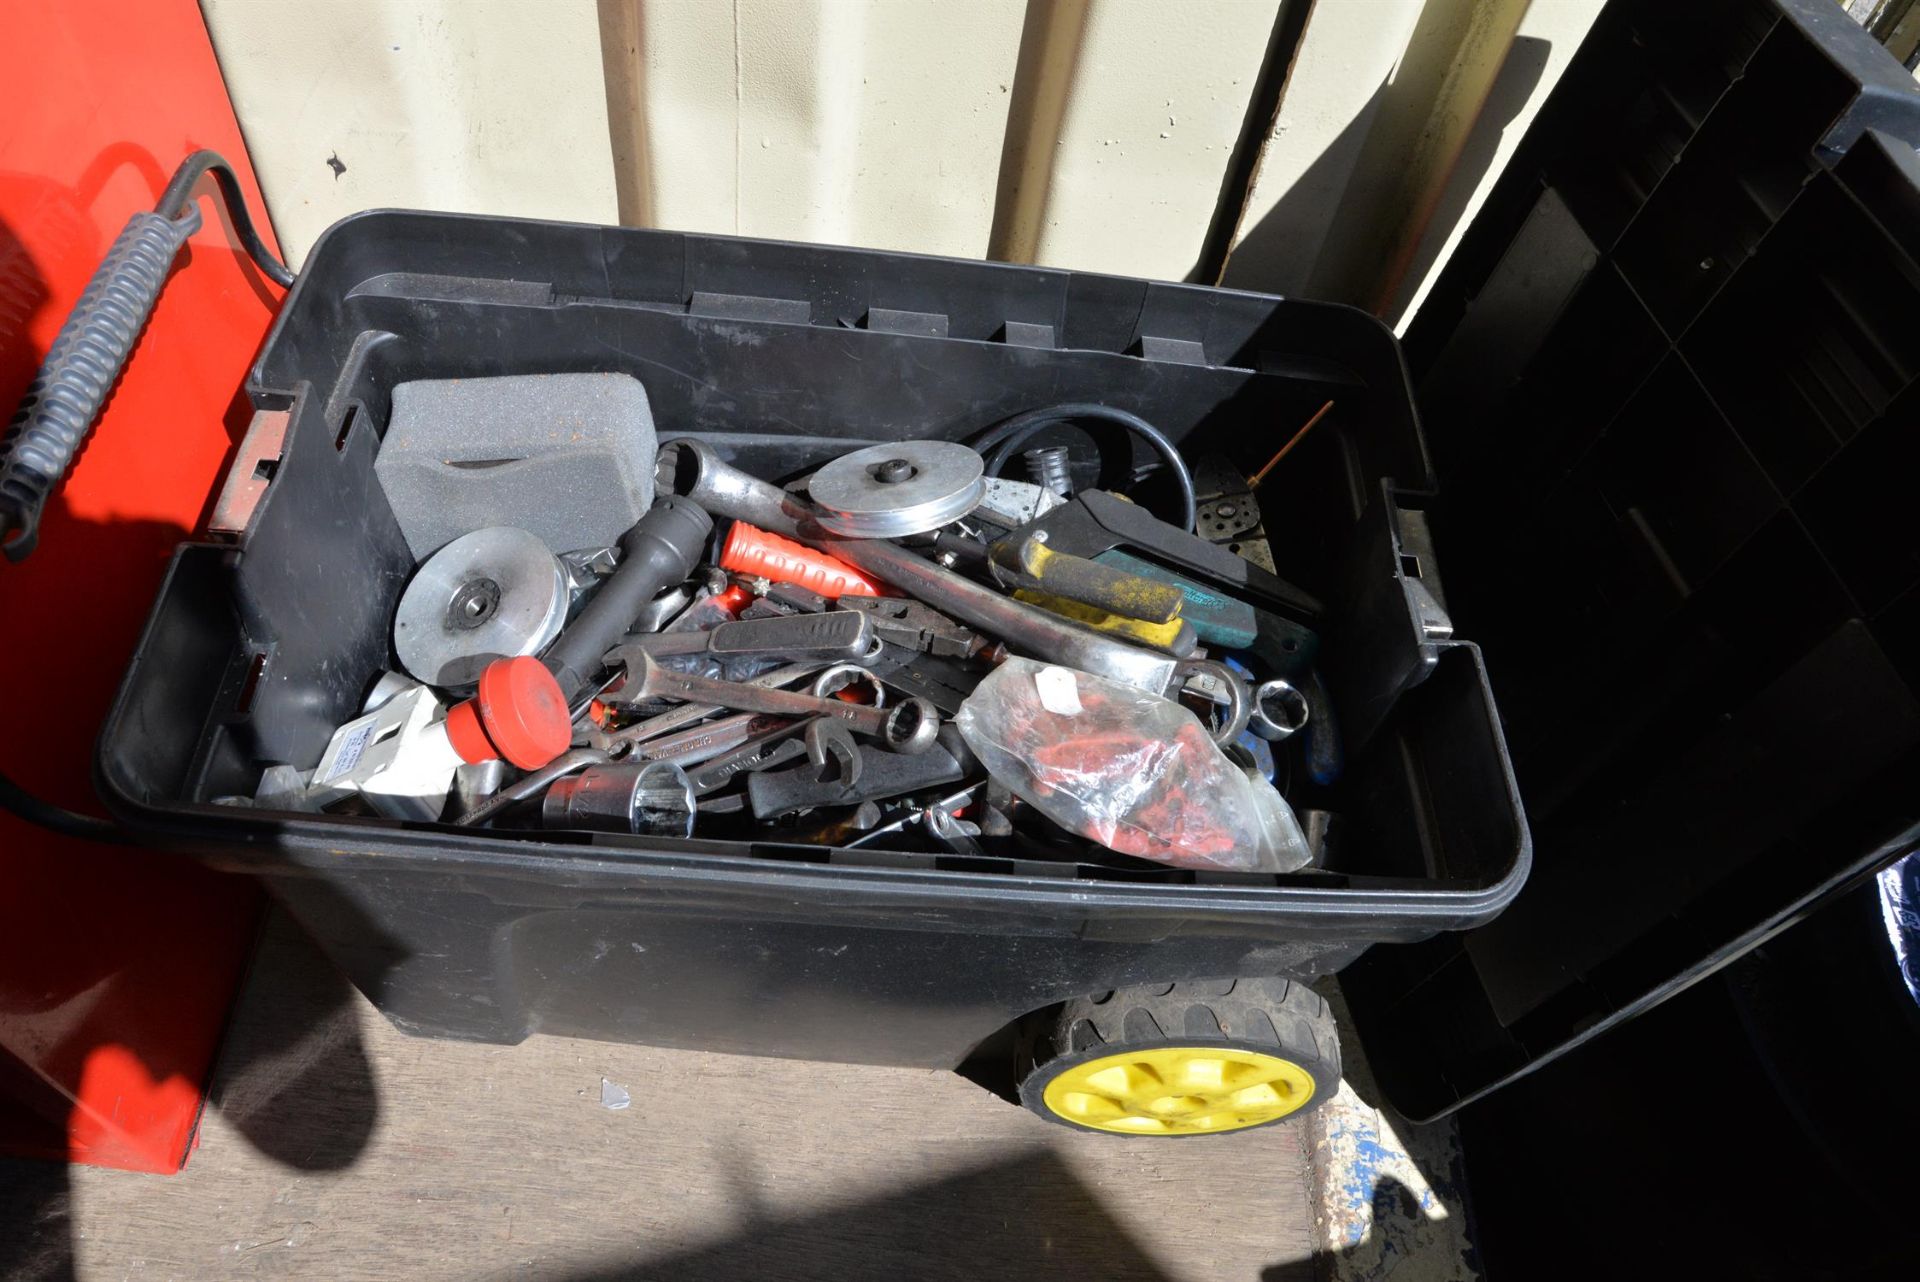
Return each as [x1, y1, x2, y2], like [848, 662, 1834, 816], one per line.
[1, 911, 1330, 1281]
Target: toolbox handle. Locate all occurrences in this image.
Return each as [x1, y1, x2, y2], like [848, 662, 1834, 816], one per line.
[0, 150, 290, 562]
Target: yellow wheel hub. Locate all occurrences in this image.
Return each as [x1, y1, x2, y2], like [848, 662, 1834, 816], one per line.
[1042, 1046, 1316, 1135]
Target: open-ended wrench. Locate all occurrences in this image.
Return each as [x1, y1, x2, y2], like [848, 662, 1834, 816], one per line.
[687, 716, 864, 798]
[609, 649, 940, 754]
[803, 718, 863, 785]
[687, 723, 811, 794]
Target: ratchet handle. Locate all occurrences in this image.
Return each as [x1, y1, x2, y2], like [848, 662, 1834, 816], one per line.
[0, 207, 201, 561]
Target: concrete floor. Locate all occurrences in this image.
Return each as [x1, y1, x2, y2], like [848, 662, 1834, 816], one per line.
[1, 912, 1477, 1281]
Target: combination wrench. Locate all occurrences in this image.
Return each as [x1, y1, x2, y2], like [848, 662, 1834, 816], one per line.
[609, 649, 940, 754]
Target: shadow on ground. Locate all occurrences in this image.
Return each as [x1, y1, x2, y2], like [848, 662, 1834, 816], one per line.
[0, 912, 383, 1282]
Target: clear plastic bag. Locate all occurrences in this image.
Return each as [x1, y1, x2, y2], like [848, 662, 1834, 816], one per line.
[955, 657, 1312, 873]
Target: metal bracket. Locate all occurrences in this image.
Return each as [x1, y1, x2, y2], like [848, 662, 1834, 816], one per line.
[207, 408, 290, 541]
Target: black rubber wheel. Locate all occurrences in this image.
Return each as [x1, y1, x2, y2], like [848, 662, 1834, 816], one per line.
[1018, 977, 1341, 1137]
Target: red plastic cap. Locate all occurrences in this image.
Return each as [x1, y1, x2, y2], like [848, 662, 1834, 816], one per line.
[719, 521, 890, 598]
[443, 699, 492, 764]
[448, 656, 572, 769]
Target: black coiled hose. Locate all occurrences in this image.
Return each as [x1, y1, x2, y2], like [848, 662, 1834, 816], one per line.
[970, 402, 1198, 532]
[0, 209, 197, 559]
[0, 149, 290, 562]
[0, 150, 290, 843]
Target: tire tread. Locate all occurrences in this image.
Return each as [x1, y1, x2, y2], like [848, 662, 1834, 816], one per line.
[1018, 976, 1342, 1136]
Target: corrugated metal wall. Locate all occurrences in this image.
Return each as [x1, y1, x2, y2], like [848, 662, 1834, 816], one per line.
[203, 0, 1606, 327]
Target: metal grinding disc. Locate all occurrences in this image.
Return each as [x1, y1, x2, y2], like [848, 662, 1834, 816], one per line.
[394, 527, 570, 690]
[807, 440, 986, 537]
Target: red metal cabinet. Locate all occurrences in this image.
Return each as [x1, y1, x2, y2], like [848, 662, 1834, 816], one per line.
[0, 0, 280, 1172]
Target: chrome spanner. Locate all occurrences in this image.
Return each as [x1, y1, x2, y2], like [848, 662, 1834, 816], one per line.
[689, 716, 864, 796]
[594, 660, 829, 751]
[635, 712, 793, 766]
[687, 723, 811, 795]
[612, 650, 940, 754]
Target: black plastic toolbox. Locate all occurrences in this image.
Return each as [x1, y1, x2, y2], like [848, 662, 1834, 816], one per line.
[97, 210, 1528, 1071]
[99, 0, 1920, 1121]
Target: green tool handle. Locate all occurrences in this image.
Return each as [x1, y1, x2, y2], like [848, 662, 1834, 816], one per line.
[1093, 550, 1319, 677]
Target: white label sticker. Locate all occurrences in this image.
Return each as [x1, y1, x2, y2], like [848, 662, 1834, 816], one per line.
[318, 721, 376, 784]
[1035, 666, 1083, 716]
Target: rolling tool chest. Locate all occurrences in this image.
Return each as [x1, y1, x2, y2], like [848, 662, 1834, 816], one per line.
[50, 0, 1920, 1130]
[95, 206, 1524, 1073]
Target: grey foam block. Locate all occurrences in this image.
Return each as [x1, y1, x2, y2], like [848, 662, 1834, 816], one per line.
[376, 372, 656, 560]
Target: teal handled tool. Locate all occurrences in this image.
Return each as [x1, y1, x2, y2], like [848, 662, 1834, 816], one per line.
[1092, 550, 1318, 677]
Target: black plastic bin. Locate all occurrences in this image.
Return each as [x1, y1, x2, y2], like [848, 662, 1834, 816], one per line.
[97, 0, 1920, 1127]
[97, 212, 1526, 1070]
[90, 0, 1920, 1120]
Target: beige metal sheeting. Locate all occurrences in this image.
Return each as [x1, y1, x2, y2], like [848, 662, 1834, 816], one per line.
[203, 0, 1604, 326]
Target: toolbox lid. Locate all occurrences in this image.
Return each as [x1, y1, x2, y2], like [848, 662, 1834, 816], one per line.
[1342, 0, 1920, 1120]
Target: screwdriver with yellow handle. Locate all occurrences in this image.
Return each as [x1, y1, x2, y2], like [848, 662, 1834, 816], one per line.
[987, 532, 1186, 624]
